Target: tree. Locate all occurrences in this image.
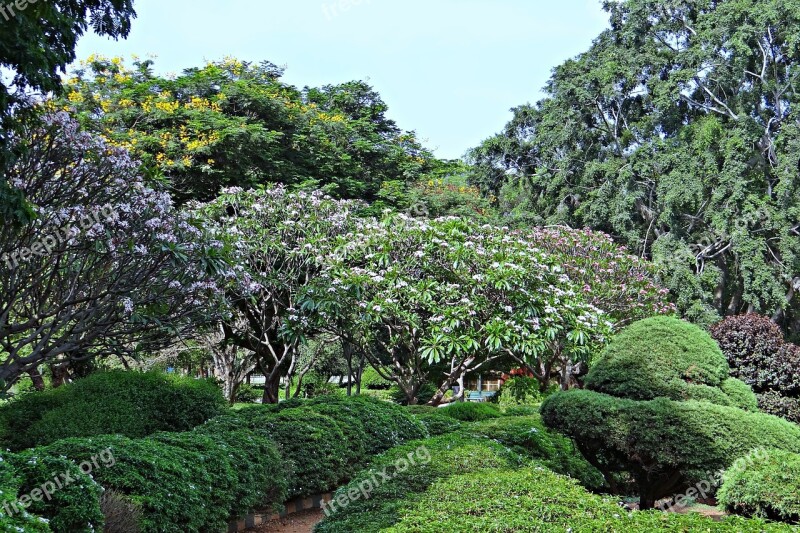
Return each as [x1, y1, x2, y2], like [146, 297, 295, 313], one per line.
[0, 112, 218, 390]
[307, 214, 610, 404]
[542, 317, 800, 510]
[0, 0, 136, 225]
[192, 186, 360, 403]
[56, 57, 436, 204]
[470, 0, 800, 335]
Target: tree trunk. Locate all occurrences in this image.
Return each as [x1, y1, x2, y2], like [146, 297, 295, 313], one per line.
[27, 368, 45, 391]
[262, 372, 281, 404]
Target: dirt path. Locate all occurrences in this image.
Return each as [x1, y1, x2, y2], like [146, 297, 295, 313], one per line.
[247, 508, 324, 533]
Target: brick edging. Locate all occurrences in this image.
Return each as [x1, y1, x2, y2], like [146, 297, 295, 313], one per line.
[226, 492, 334, 532]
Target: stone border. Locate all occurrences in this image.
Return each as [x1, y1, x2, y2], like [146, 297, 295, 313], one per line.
[227, 492, 334, 532]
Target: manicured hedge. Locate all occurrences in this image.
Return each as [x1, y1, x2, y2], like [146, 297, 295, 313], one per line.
[720, 378, 759, 412]
[439, 401, 501, 421]
[384, 467, 793, 532]
[584, 316, 730, 402]
[0, 454, 59, 532]
[541, 389, 800, 508]
[405, 406, 462, 436]
[315, 434, 528, 533]
[719, 449, 800, 523]
[463, 415, 604, 490]
[0, 371, 226, 451]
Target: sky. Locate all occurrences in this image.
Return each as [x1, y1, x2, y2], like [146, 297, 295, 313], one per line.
[73, 0, 610, 159]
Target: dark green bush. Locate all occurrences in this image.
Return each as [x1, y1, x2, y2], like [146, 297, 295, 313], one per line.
[757, 391, 800, 424]
[384, 467, 792, 532]
[541, 389, 800, 509]
[719, 449, 800, 523]
[720, 378, 759, 412]
[0, 371, 227, 451]
[306, 395, 426, 454]
[0, 453, 58, 532]
[234, 383, 261, 403]
[294, 401, 369, 474]
[315, 434, 528, 533]
[584, 316, 729, 401]
[439, 401, 501, 421]
[32, 434, 238, 532]
[463, 415, 604, 490]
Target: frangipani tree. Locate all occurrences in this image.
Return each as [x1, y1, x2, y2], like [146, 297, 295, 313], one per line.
[0, 112, 220, 390]
[192, 186, 360, 403]
[308, 214, 611, 404]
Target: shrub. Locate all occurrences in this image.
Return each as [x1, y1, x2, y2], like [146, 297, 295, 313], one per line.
[493, 376, 544, 406]
[439, 401, 501, 422]
[463, 415, 604, 490]
[30, 434, 239, 532]
[584, 316, 730, 401]
[541, 389, 800, 509]
[757, 391, 800, 424]
[0, 371, 227, 451]
[315, 434, 528, 532]
[306, 395, 426, 455]
[719, 449, 800, 523]
[409, 409, 462, 436]
[297, 401, 369, 473]
[720, 378, 759, 412]
[0, 456, 53, 532]
[385, 467, 791, 532]
[360, 367, 392, 390]
[710, 314, 788, 392]
[234, 383, 261, 404]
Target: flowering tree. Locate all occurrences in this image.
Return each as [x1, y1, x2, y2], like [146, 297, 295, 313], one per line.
[192, 186, 360, 403]
[524, 226, 675, 324]
[309, 214, 611, 404]
[0, 113, 219, 390]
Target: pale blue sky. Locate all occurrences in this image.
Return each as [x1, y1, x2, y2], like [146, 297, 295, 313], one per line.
[73, 0, 609, 159]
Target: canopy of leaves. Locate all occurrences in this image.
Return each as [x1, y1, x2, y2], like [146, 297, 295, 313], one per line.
[470, 0, 800, 335]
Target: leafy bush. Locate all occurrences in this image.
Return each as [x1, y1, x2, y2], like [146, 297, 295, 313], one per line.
[757, 391, 800, 424]
[710, 314, 792, 393]
[463, 415, 604, 490]
[360, 367, 392, 390]
[0, 371, 227, 451]
[306, 395, 426, 455]
[439, 401, 501, 422]
[720, 378, 759, 412]
[584, 316, 730, 401]
[493, 376, 544, 406]
[385, 467, 791, 532]
[234, 383, 261, 404]
[295, 401, 369, 474]
[0, 456, 54, 532]
[541, 389, 800, 509]
[315, 434, 528, 532]
[719, 449, 800, 523]
[414, 407, 461, 437]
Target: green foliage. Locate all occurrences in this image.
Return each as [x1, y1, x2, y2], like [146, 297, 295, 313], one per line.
[234, 383, 261, 404]
[0, 455, 55, 532]
[493, 376, 544, 406]
[406, 407, 463, 436]
[470, 0, 800, 335]
[384, 467, 792, 532]
[60, 57, 436, 204]
[463, 415, 605, 490]
[584, 316, 730, 402]
[541, 389, 800, 507]
[359, 367, 392, 390]
[719, 449, 800, 523]
[315, 434, 528, 533]
[5, 448, 103, 532]
[0, 371, 227, 451]
[720, 378, 759, 412]
[439, 402, 502, 422]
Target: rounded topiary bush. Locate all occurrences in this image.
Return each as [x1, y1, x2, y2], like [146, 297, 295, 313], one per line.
[720, 378, 759, 412]
[719, 449, 800, 524]
[407, 407, 463, 436]
[584, 316, 730, 401]
[0, 371, 227, 451]
[439, 401, 501, 422]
